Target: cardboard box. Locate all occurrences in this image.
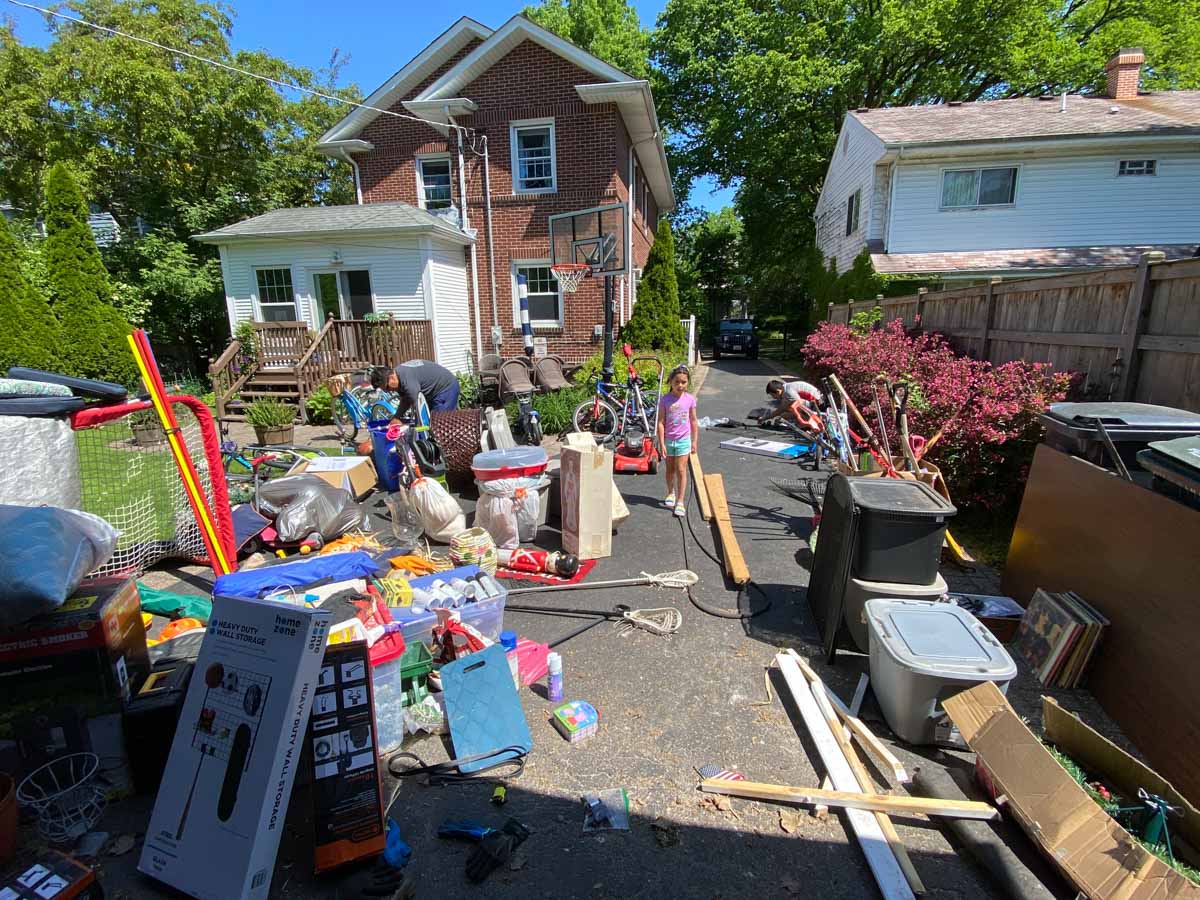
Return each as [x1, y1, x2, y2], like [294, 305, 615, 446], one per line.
[310, 641, 386, 873]
[0, 578, 146, 793]
[288, 456, 377, 499]
[138, 596, 330, 900]
[559, 435, 628, 524]
[943, 682, 1200, 900]
[560, 445, 613, 560]
[0, 851, 96, 899]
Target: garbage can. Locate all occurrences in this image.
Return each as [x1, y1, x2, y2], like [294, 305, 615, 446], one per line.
[865, 598, 1016, 745]
[1040, 402, 1200, 471]
[847, 478, 955, 585]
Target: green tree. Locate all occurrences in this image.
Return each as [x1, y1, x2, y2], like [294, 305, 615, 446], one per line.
[42, 163, 137, 386]
[524, 0, 650, 78]
[0, 215, 60, 372]
[676, 208, 747, 342]
[0, 0, 360, 365]
[621, 219, 686, 355]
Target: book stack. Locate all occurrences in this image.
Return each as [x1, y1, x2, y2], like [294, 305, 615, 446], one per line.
[1014, 589, 1110, 688]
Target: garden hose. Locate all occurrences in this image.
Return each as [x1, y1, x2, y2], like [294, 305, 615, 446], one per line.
[677, 486, 770, 620]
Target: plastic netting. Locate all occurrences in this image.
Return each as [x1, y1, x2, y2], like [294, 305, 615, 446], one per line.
[71, 397, 234, 577]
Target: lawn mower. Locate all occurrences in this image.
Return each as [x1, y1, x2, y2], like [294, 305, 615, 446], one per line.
[612, 345, 664, 475]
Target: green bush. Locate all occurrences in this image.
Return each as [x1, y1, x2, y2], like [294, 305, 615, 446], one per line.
[457, 371, 482, 408]
[304, 385, 334, 425]
[42, 164, 137, 386]
[0, 215, 60, 372]
[245, 398, 296, 428]
[620, 219, 686, 357]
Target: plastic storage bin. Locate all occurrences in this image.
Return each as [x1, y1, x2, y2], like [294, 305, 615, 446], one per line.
[848, 479, 955, 584]
[1040, 402, 1200, 470]
[472, 447, 548, 482]
[843, 572, 947, 653]
[369, 641, 434, 756]
[865, 598, 1016, 745]
[389, 565, 507, 652]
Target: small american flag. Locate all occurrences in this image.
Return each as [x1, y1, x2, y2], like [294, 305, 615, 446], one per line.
[698, 764, 746, 782]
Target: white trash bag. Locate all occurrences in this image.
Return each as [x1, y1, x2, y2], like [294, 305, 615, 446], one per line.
[409, 477, 465, 543]
[474, 477, 544, 549]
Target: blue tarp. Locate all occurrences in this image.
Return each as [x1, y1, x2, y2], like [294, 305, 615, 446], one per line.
[213, 551, 384, 600]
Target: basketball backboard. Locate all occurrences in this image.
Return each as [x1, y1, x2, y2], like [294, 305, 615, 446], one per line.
[549, 202, 627, 276]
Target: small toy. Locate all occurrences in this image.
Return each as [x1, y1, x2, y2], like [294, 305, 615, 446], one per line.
[551, 700, 598, 743]
[491, 785, 507, 806]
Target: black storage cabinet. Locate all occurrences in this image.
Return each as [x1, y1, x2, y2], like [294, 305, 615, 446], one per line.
[1040, 402, 1200, 470]
[848, 478, 955, 584]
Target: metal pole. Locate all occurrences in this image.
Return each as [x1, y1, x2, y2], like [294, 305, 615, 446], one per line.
[602, 275, 615, 380]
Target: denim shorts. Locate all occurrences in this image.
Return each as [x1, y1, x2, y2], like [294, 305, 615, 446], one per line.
[665, 437, 692, 457]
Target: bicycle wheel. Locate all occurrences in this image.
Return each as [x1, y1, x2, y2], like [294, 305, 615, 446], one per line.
[572, 397, 619, 443]
[331, 396, 359, 443]
[524, 416, 543, 447]
[369, 401, 394, 422]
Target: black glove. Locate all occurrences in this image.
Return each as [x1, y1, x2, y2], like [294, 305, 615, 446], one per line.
[464, 818, 530, 883]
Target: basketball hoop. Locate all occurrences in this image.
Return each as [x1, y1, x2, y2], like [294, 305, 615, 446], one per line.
[551, 263, 591, 294]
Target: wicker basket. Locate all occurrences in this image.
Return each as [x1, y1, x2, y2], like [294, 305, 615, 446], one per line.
[430, 408, 485, 478]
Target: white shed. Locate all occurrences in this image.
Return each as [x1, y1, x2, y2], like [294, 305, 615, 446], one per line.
[195, 202, 476, 373]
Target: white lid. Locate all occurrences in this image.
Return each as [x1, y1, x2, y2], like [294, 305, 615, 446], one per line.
[865, 599, 1016, 679]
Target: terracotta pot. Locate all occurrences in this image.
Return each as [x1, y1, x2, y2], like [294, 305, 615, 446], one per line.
[0, 772, 17, 864]
[253, 424, 294, 446]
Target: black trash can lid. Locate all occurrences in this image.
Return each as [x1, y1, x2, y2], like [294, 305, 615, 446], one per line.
[1041, 402, 1200, 438]
[845, 477, 955, 517]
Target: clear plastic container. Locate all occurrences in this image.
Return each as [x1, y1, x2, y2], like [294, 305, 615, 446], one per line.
[471, 447, 548, 481]
[390, 565, 507, 650]
[384, 489, 423, 545]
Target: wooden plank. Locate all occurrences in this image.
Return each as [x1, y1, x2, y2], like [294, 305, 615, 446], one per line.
[978, 277, 999, 359]
[991, 267, 1135, 294]
[1116, 252, 1162, 400]
[699, 779, 998, 820]
[787, 652, 911, 786]
[933, 328, 1123, 349]
[850, 674, 869, 717]
[776, 652, 915, 900]
[1136, 334, 1200, 354]
[704, 473, 750, 585]
[1150, 257, 1200, 281]
[690, 454, 713, 521]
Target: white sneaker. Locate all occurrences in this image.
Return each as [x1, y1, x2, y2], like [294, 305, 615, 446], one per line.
[673, 502, 686, 518]
[661, 494, 676, 508]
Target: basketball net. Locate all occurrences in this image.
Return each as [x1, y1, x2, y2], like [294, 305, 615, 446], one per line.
[551, 263, 590, 294]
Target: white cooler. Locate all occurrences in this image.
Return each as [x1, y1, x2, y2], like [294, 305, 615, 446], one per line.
[865, 598, 1016, 745]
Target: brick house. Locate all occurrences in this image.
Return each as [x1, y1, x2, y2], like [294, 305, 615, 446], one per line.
[314, 15, 675, 365]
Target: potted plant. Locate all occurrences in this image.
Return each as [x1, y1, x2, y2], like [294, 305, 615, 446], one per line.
[129, 408, 165, 445]
[246, 399, 296, 445]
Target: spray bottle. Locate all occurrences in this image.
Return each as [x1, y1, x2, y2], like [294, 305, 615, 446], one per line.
[547, 652, 563, 703]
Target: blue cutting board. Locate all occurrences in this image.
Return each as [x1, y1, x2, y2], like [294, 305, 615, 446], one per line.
[440, 644, 532, 773]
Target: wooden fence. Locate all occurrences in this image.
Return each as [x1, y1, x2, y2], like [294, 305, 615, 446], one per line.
[827, 252, 1200, 412]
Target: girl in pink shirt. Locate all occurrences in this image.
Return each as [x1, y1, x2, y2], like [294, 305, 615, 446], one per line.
[656, 365, 699, 517]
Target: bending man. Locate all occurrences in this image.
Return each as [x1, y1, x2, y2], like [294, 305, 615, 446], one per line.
[763, 378, 823, 430]
[385, 359, 460, 415]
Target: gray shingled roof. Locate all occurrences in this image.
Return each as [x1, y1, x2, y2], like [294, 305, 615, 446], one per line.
[852, 92, 1200, 145]
[871, 244, 1198, 275]
[193, 202, 471, 243]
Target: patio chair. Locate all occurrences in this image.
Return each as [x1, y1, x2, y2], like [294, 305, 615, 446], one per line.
[533, 355, 571, 393]
[478, 353, 502, 400]
[498, 358, 536, 400]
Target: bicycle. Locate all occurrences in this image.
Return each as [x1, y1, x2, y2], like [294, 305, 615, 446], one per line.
[330, 369, 400, 443]
[571, 344, 659, 444]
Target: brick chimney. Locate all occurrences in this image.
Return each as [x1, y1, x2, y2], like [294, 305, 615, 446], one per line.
[1104, 48, 1145, 99]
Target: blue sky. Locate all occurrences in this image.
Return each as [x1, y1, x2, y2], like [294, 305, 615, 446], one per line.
[6, 0, 735, 213]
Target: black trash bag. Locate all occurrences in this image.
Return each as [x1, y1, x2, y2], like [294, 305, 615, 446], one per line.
[254, 475, 370, 544]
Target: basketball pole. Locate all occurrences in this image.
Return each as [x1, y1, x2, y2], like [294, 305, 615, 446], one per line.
[601, 274, 615, 381]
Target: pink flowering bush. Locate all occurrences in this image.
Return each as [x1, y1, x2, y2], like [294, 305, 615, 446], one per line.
[802, 320, 1070, 508]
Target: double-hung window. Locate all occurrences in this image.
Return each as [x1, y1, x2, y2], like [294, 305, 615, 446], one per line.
[845, 189, 861, 236]
[511, 120, 556, 193]
[941, 167, 1018, 208]
[417, 157, 453, 209]
[255, 267, 297, 321]
[514, 263, 561, 326]
[1118, 159, 1157, 176]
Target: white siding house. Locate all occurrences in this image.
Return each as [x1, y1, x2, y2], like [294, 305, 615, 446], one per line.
[196, 203, 476, 372]
[815, 51, 1200, 281]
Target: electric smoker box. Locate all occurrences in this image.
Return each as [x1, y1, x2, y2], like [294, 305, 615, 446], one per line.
[0, 577, 148, 736]
[138, 594, 330, 900]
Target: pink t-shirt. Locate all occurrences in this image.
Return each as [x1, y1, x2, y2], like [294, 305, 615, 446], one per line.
[659, 391, 696, 441]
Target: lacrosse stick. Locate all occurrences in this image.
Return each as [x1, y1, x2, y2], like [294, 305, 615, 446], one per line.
[504, 569, 698, 596]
